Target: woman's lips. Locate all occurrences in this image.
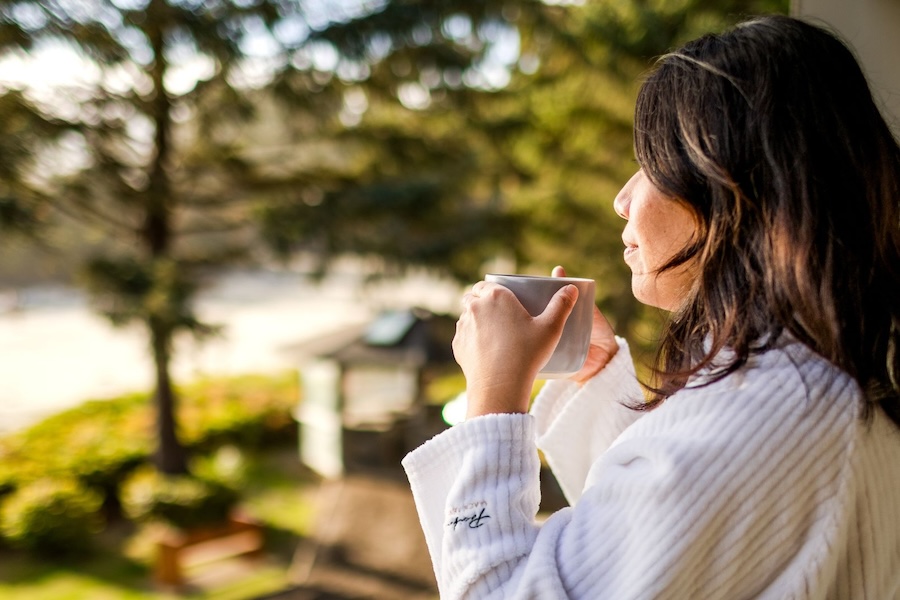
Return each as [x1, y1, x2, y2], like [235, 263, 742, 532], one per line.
[623, 245, 638, 261]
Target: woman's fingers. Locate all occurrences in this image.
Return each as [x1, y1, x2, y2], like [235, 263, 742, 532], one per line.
[470, 280, 501, 298]
[539, 285, 578, 328]
[546, 265, 622, 383]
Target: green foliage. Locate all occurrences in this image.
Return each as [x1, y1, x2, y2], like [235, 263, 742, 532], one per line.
[582, 0, 790, 67]
[424, 371, 467, 406]
[260, 176, 519, 282]
[176, 374, 299, 452]
[0, 393, 150, 501]
[0, 373, 298, 508]
[0, 90, 72, 237]
[0, 479, 104, 556]
[81, 256, 219, 338]
[190, 445, 247, 492]
[0, 451, 313, 599]
[119, 448, 244, 529]
[0, 373, 296, 554]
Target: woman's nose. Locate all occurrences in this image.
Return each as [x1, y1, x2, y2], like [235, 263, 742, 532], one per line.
[613, 188, 630, 219]
[614, 170, 641, 219]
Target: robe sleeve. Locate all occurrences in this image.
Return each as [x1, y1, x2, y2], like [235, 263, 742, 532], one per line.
[530, 337, 645, 503]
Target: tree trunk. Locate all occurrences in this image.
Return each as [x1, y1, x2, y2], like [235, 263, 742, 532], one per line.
[151, 317, 188, 474]
[145, 0, 187, 475]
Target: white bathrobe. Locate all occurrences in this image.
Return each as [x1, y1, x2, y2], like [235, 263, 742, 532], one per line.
[402, 338, 900, 599]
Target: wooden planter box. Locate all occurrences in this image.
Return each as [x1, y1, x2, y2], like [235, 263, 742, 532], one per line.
[153, 513, 264, 587]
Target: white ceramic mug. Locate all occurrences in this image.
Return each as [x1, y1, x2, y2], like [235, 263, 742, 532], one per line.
[485, 273, 595, 378]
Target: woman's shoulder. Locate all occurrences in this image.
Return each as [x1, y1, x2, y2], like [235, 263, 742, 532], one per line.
[618, 340, 863, 452]
[697, 337, 861, 414]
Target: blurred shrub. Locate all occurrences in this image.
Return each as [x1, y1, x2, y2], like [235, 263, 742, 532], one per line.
[177, 374, 299, 452]
[0, 465, 16, 502]
[0, 478, 104, 556]
[0, 392, 150, 510]
[0, 372, 298, 510]
[190, 444, 247, 492]
[424, 370, 466, 405]
[120, 458, 241, 530]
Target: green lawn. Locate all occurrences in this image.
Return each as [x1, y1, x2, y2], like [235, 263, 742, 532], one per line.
[0, 447, 320, 600]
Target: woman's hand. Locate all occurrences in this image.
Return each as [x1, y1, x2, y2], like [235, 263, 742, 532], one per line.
[551, 266, 618, 384]
[453, 279, 578, 419]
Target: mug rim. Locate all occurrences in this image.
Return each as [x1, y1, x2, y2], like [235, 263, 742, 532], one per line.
[485, 273, 594, 283]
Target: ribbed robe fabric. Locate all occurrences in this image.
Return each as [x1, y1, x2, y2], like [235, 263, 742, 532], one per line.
[402, 338, 900, 599]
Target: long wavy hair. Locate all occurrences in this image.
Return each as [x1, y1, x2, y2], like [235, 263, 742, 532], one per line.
[633, 15, 900, 426]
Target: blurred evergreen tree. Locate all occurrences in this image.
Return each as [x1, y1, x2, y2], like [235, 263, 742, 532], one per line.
[0, 90, 69, 235]
[0, 0, 316, 474]
[0, 0, 521, 474]
[253, 0, 532, 279]
[305, 0, 787, 352]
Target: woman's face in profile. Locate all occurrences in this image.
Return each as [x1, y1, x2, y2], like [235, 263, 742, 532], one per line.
[614, 169, 699, 311]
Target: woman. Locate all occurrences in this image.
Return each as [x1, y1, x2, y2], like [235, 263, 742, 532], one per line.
[402, 15, 900, 599]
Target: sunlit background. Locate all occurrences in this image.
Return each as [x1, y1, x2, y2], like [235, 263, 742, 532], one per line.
[1, 0, 896, 598]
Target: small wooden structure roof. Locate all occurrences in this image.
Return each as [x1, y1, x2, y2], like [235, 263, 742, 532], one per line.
[286, 307, 457, 370]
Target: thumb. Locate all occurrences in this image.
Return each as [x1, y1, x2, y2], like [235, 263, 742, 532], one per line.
[540, 284, 578, 325]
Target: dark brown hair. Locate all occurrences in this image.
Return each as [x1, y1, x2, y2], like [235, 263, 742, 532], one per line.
[633, 15, 900, 425]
